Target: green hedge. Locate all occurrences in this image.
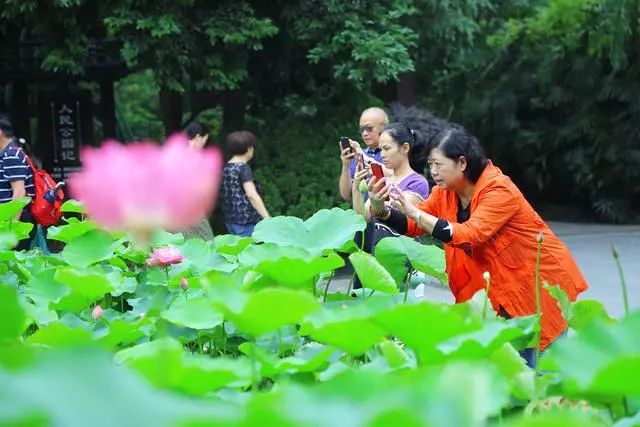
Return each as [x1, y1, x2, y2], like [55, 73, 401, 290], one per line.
[252, 118, 351, 219]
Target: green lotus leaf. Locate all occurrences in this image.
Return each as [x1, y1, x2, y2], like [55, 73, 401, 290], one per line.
[375, 236, 446, 285]
[252, 208, 366, 255]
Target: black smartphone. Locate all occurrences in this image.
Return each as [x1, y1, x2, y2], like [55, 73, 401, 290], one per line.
[340, 137, 353, 154]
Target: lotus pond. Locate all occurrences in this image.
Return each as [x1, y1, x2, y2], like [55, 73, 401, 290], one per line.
[0, 199, 638, 427]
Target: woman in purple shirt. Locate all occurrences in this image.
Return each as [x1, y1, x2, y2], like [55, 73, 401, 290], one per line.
[349, 123, 429, 291]
[352, 123, 429, 219]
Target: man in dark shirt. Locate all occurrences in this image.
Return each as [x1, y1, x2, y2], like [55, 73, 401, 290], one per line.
[0, 115, 36, 250]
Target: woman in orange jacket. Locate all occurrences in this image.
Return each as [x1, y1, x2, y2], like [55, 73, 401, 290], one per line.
[368, 125, 588, 365]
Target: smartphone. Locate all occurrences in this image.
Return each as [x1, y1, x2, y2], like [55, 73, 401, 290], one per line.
[340, 137, 354, 154]
[370, 163, 389, 200]
[370, 163, 384, 182]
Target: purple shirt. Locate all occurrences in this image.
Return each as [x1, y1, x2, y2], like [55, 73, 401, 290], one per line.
[396, 172, 429, 200]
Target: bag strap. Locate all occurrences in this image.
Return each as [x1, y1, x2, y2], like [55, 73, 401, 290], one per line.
[12, 146, 38, 175]
[11, 145, 53, 192]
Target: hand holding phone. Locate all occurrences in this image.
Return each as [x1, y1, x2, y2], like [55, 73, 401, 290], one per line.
[340, 137, 354, 154]
[370, 163, 384, 182]
[370, 163, 389, 201]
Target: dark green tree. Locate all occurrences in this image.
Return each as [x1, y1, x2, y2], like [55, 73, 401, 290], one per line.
[423, 0, 640, 221]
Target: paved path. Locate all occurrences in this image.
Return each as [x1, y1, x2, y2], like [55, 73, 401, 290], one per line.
[331, 222, 640, 318]
[549, 222, 640, 318]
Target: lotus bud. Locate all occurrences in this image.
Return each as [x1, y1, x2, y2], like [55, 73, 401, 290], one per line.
[92, 305, 103, 320]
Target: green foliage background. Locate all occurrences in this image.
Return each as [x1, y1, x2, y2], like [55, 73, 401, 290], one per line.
[1, 0, 640, 222]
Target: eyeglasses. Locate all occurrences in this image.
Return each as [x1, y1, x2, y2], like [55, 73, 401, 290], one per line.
[359, 125, 376, 134]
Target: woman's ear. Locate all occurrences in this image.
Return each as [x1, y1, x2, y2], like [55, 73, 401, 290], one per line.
[458, 156, 468, 172]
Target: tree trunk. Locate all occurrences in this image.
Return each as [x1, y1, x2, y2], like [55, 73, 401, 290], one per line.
[11, 80, 30, 140]
[396, 72, 416, 107]
[100, 80, 117, 140]
[222, 89, 247, 136]
[159, 87, 183, 136]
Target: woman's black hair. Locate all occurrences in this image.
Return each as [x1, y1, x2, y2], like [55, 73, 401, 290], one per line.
[381, 122, 429, 174]
[427, 125, 488, 183]
[184, 121, 210, 140]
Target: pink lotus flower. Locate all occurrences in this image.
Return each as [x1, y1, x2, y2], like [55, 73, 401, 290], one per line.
[92, 305, 103, 320]
[68, 133, 222, 234]
[146, 245, 184, 267]
[180, 277, 189, 290]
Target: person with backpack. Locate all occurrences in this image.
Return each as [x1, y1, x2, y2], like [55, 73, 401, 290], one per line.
[0, 115, 64, 251]
[0, 115, 36, 250]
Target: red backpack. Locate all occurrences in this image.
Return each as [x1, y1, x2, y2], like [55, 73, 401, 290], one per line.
[13, 147, 64, 227]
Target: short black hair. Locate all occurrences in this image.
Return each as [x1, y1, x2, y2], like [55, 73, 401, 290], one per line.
[226, 131, 257, 156]
[0, 114, 14, 138]
[184, 121, 210, 140]
[428, 126, 488, 183]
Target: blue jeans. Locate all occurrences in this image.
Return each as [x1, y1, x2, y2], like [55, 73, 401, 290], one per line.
[226, 223, 255, 237]
[520, 347, 538, 369]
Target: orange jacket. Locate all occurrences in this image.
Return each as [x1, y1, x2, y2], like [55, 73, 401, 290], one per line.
[407, 163, 588, 349]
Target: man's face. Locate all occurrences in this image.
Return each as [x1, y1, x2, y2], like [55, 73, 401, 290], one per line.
[358, 112, 386, 149]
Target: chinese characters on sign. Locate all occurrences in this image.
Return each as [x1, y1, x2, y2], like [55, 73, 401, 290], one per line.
[38, 91, 93, 181]
[50, 101, 83, 180]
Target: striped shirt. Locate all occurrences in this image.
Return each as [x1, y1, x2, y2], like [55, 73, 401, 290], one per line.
[0, 140, 35, 203]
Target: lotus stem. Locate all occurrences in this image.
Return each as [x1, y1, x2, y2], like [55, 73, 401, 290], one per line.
[611, 245, 630, 316]
[534, 232, 543, 375]
[323, 273, 334, 302]
[482, 272, 491, 320]
[346, 273, 355, 297]
[403, 270, 412, 303]
[251, 339, 258, 393]
[222, 321, 227, 355]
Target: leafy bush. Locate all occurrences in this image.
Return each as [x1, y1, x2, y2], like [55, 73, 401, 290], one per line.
[251, 124, 347, 219]
[245, 100, 379, 219]
[423, 0, 640, 222]
[115, 70, 165, 141]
